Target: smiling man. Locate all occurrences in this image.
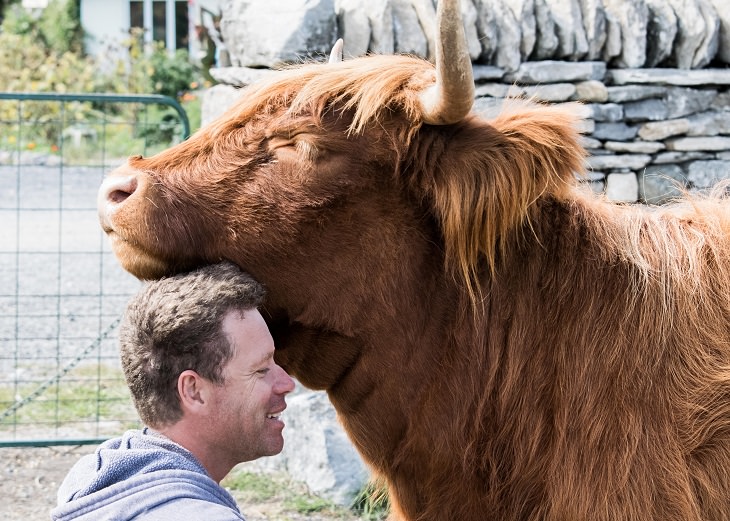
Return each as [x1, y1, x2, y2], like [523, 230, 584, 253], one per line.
[52, 262, 295, 521]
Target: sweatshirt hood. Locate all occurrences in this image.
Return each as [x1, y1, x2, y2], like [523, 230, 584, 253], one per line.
[51, 429, 242, 521]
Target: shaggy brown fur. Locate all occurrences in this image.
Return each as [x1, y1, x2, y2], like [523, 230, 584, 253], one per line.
[98, 54, 730, 521]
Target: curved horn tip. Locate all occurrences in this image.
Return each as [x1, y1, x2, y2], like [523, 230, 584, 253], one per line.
[329, 38, 344, 64]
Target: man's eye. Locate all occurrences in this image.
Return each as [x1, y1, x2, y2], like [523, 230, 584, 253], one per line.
[257, 368, 270, 375]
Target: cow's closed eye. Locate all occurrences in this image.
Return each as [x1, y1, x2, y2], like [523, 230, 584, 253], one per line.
[267, 134, 319, 162]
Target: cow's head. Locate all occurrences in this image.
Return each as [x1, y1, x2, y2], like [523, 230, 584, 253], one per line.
[98, 0, 473, 284]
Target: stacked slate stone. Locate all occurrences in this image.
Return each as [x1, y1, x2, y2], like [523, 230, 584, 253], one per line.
[219, 0, 730, 72]
[472, 62, 730, 204]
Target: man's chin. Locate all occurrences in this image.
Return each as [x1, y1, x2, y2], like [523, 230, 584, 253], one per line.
[264, 435, 285, 457]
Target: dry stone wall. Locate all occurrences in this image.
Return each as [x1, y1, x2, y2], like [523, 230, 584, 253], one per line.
[471, 62, 730, 203]
[220, 0, 730, 70]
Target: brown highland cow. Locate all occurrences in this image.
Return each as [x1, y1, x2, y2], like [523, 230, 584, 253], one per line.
[98, 1, 730, 519]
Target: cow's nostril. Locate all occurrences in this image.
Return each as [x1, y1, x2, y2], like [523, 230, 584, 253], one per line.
[102, 176, 138, 206]
[108, 188, 132, 204]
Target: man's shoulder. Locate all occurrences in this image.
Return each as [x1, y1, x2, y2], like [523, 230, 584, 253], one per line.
[126, 471, 245, 520]
[130, 495, 246, 520]
[52, 463, 243, 521]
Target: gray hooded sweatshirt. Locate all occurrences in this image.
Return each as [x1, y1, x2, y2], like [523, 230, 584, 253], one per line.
[51, 429, 245, 521]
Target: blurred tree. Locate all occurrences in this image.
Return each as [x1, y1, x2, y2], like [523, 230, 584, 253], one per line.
[0, 0, 19, 25]
[1, 0, 81, 54]
[38, 0, 82, 54]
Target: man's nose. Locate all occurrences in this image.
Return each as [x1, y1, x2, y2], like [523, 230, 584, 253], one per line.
[275, 365, 296, 394]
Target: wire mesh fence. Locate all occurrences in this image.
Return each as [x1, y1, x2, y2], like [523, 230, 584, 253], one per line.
[0, 93, 190, 446]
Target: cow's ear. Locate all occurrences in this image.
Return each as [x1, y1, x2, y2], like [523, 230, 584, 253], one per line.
[422, 103, 586, 297]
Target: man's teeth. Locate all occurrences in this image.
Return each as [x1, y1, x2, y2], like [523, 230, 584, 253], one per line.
[267, 414, 280, 420]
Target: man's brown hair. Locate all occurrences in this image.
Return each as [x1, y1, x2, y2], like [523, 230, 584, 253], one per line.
[119, 262, 265, 426]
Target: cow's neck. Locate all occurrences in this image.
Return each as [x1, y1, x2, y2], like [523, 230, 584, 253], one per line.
[250, 202, 464, 468]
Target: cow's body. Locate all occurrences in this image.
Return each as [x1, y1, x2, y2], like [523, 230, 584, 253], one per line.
[98, 3, 730, 518]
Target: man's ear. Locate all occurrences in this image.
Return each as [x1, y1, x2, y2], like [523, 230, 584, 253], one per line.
[177, 370, 210, 414]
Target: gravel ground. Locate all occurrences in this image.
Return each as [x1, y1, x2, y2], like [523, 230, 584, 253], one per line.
[1, 446, 86, 521]
[1, 446, 366, 521]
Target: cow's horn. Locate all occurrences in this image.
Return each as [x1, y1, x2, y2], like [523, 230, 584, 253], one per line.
[329, 38, 344, 63]
[418, 0, 474, 125]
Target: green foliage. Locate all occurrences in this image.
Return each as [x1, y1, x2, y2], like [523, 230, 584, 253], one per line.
[1, 0, 82, 55]
[37, 0, 82, 54]
[0, 1, 93, 92]
[0, 0, 18, 23]
[182, 94, 202, 133]
[0, 7, 203, 99]
[0, 364, 139, 431]
[0, 32, 99, 93]
[0, 1, 204, 155]
[0, 15, 202, 152]
[150, 48, 196, 98]
[0, 2, 33, 36]
[107, 28, 200, 98]
[0, 33, 103, 145]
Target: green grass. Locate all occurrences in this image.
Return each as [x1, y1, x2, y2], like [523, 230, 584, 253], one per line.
[222, 469, 390, 520]
[0, 363, 139, 432]
[283, 494, 334, 514]
[223, 471, 281, 502]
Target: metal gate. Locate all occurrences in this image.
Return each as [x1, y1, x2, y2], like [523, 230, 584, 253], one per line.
[0, 92, 190, 446]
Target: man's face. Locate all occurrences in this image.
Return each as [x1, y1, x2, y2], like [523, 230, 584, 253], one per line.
[207, 308, 295, 463]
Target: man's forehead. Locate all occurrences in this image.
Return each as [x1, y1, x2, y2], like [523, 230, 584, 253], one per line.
[222, 308, 275, 363]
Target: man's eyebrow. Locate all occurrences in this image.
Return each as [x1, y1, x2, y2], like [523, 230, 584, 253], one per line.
[254, 351, 274, 367]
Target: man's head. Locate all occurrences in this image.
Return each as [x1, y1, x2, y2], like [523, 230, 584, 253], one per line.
[119, 262, 295, 480]
[120, 262, 265, 427]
